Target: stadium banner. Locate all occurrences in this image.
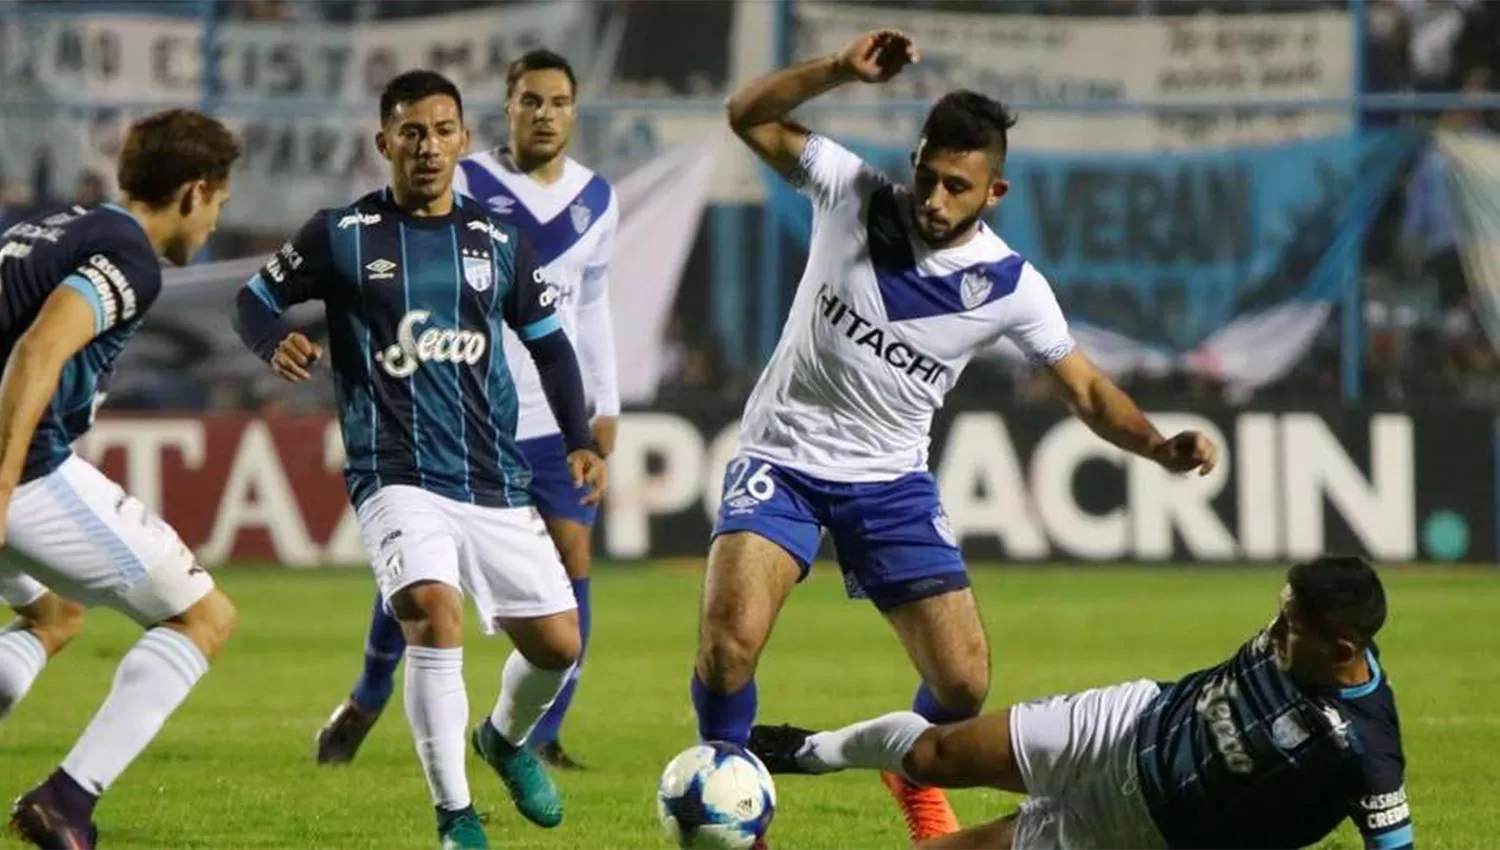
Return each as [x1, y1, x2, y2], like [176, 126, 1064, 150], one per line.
[792, 4, 1352, 152]
[0, 4, 597, 230]
[71, 405, 1493, 568]
[769, 129, 1421, 390]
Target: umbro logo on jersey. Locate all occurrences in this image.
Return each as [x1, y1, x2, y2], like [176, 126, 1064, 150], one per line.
[365, 258, 397, 280]
[487, 196, 515, 216]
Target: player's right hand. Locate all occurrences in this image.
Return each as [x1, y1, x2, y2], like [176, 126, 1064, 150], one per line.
[271, 332, 322, 382]
[567, 449, 608, 507]
[836, 30, 920, 84]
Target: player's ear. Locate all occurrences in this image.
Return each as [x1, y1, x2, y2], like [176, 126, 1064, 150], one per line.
[375, 130, 390, 160]
[985, 177, 1009, 211]
[1331, 637, 1360, 665]
[460, 125, 472, 156]
[176, 181, 200, 218]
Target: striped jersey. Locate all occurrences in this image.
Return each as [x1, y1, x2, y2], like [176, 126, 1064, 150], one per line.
[1135, 631, 1413, 849]
[0, 203, 161, 482]
[244, 189, 560, 509]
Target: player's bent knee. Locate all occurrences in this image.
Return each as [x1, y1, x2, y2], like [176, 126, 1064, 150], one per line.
[503, 610, 581, 670]
[929, 673, 990, 718]
[695, 629, 759, 693]
[391, 581, 464, 648]
[165, 587, 237, 661]
[15, 594, 86, 656]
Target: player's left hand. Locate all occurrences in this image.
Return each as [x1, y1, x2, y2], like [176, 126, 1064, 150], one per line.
[568, 449, 608, 506]
[1152, 430, 1219, 476]
[591, 416, 617, 458]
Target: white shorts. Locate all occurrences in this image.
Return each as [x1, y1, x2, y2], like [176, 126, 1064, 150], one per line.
[356, 485, 575, 633]
[1008, 679, 1167, 850]
[0, 455, 214, 626]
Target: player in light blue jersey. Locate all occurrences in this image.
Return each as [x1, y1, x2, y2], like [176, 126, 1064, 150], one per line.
[314, 50, 619, 773]
[0, 110, 240, 850]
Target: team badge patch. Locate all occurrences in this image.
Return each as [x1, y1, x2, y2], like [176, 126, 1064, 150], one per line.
[570, 201, 592, 234]
[960, 270, 992, 310]
[462, 252, 492, 292]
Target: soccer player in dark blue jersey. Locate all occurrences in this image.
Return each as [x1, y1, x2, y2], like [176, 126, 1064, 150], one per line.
[232, 70, 605, 850]
[750, 555, 1414, 850]
[316, 49, 620, 774]
[0, 109, 241, 850]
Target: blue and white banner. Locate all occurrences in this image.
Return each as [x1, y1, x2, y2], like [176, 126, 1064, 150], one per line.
[769, 130, 1420, 390]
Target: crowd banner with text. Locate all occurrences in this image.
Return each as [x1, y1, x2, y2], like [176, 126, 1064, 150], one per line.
[792, 4, 1353, 152]
[76, 405, 1493, 568]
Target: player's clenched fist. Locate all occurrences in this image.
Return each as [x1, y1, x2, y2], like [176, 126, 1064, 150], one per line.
[1152, 430, 1219, 476]
[567, 449, 608, 506]
[835, 29, 920, 84]
[270, 331, 322, 382]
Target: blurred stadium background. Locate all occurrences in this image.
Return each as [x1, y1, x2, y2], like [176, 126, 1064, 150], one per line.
[5, 0, 1500, 568]
[3, 2, 1500, 846]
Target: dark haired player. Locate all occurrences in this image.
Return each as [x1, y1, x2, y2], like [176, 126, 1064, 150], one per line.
[232, 70, 604, 849]
[751, 556, 1414, 850]
[693, 28, 1219, 842]
[317, 49, 619, 773]
[0, 109, 241, 849]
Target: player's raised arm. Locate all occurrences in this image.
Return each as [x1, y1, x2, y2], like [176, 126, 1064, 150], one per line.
[726, 29, 918, 180]
[233, 213, 333, 382]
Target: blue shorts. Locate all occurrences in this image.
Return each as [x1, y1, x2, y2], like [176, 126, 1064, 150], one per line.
[518, 433, 597, 527]
[711, 456, 968, 612]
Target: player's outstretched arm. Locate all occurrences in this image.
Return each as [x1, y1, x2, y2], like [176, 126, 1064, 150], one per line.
[0, 288, 99, 540]
[726, 29, 919, 179]
[1046, 350, 1218, 475]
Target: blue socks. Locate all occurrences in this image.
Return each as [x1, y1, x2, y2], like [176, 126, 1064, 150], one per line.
[912, 682, 978, 724]
[351, 593, 407, 712]
[691, 673, 758, 746]
[529, 578, 591, 746]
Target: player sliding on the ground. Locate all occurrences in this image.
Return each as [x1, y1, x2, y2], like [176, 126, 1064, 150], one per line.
[750, 555, 1414, 850]
[232, 70, 605, 850]
[0, 110, 241, 850]
[317, 49, 620, 773]
[696, 28, 1218, 844]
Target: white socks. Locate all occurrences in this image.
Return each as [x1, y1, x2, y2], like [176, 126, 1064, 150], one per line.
[490, 650, 572, 747]
[405, 646, 471, 812]
[60, 627, 208, 794]
[796, 711, 932, 779]
[0, 629, 47, 721]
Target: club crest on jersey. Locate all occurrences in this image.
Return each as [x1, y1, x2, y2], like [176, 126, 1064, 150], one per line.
[569, 201, 592, 234]
[960, 270, 992, 310]
[461, 249, 492, 292]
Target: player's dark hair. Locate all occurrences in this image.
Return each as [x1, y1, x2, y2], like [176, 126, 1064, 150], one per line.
[506, 49, 577, 99]
[920, 90, 1018, 172]
[379, 69, 464, 126]
[1287, 555, 1388, 647]
[116, 109, 240, 209]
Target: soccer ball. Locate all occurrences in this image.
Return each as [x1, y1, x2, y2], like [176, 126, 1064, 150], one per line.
[657, 741, 776, 849]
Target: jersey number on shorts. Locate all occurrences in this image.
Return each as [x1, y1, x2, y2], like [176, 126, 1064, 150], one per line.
[723, 458, 776, 511]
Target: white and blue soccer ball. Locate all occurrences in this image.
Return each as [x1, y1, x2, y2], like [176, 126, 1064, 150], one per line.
[657, 741, 776, 849]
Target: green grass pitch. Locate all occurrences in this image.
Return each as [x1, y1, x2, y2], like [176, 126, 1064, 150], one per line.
[1, 564, 1495, 848]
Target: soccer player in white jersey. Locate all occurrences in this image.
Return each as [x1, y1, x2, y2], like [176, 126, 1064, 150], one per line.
[692, 29, 1219, 844]
[0, 110, 241, 849]
[315, 50, 619, 772]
